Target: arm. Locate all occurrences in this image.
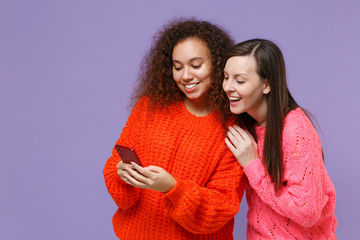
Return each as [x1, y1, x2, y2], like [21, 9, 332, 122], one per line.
[162, 151, 246, 234]
[103, 98, 148, 209]
[122, 149, 245, 234]
[103, 147, 142, 209]
[245, 122, 327, 227]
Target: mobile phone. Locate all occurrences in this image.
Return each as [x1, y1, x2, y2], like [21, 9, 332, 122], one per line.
[114, 145, 143, 167]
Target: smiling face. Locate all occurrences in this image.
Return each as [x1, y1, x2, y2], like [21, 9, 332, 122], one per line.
[172, 37, 213, 105]
[223, 55, 270, 122]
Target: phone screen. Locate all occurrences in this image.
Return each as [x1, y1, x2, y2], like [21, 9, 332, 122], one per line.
[115, 145, 143, 167]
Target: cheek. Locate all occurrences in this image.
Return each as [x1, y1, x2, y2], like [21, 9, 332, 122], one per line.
[222, 81, 226, 91]
[196, 68, 212, 80]
[245, 87, 265, 104]
[172, 70, 181, 83]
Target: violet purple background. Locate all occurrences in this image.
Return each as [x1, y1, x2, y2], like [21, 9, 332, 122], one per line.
[1, 0, 359, 239]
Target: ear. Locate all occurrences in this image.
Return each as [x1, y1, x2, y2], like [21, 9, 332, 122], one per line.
[263, 79, 270, 94]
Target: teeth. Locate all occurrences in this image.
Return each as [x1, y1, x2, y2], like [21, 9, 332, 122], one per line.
[229, 97, 241, 101]
[184, 83, 198, 89]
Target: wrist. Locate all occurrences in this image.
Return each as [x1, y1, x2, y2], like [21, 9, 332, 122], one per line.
[163, 178, 177, 193]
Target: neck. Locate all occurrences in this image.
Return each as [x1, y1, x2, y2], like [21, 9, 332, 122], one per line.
[248, 100, 267, 127]
[256, 118, 266, 127]
[183, 97, 212, 117]
[250, 111, 267, 127]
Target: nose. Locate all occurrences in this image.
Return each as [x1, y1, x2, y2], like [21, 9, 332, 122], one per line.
[182, 67, 193, 81]
[222, 79, 234, 92]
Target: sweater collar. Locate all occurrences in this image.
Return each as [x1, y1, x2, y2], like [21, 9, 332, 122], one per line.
[176, 100, 221, 127]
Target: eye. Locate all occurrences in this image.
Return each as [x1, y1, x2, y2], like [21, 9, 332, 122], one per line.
[223, 75, 229, 80]
[192, 64, 201, 69]
[173, 66, 182, 71]
[236, 79, 245, 84]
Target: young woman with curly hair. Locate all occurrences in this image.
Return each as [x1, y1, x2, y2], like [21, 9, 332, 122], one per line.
[223, 39, 337, 239]
[103, 19, 246, 240]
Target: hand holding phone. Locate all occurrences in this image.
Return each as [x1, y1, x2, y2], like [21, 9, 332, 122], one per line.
[115, 145, 143, 167]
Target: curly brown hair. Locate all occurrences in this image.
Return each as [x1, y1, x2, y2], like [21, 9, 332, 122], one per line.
[130, 18, 234, 118]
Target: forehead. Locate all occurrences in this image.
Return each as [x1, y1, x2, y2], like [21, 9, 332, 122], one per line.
[172, 37, 210, 59]
[225, 56, 257, 73]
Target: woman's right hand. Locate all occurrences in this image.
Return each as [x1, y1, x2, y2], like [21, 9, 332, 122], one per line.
[122, 163, 177, 193]
[117, 161, 134, 184]
[225, 125, 258, 168]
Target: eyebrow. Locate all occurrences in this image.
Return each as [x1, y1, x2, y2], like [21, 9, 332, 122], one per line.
[172, 57, 205, 63]
[234, 73, 247, 78]
[223, 71, 247, 78]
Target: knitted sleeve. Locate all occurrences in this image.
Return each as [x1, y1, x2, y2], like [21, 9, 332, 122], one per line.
[244, 115, 327, 227]
[163, 150, 246, 234]
[103, 97, 148, 210]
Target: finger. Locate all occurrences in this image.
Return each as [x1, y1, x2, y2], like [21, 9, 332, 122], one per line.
[122, 174, 139, 187]
[125, 165, 150, 184]
[117, 161, 122, 169]
[119, 173, 132, 185]
[122, 176, 132, 185]
[244, 129, 256, 143]
[131, 162, 154, 178]
[117, 166, 128, 176]
[225, 137, 238, 155]
[120, 174, 127, 181]
[227, 129, 242, 147]
[233, 125, 252, 143]
[123, 172, 148, 188]
[232, 125, 245, 136]
[144, 165, 162, 173]
[117, 161, 133, 170]
[228, 126, 244, 142]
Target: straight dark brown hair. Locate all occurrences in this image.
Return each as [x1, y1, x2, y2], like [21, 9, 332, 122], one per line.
[226, 39, 300, 192]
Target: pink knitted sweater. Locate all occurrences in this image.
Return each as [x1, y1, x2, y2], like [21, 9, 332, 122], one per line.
[244, 108, 337, 239]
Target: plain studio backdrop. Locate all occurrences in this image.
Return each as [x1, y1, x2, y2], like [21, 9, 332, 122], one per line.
[1, 0, 359, 239]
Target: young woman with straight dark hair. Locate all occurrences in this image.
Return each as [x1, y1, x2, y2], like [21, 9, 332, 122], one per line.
[223, 39, 337, 239]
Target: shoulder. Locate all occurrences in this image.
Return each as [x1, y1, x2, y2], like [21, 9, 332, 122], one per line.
[127, 96, 152, 122]
[134, 96, 150, 109]
[135, 96, 181, 111]
[284, 108, 314, 131]
[223, 114, 235, 127]
[131, 96, 185, 123]
[283, 108, 320, 144]
[131, 96, 156, 114]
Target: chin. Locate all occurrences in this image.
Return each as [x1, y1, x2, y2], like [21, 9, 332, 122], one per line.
[230, 107, 244, 115]
[186, 93, 203, 100]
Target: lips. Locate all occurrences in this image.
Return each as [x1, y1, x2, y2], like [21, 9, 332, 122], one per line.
[184, 83, 199, 89]
[229, 96, 241, 102]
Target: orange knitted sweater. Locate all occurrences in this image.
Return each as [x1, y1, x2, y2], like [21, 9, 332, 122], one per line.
[103, 97, 245, 240]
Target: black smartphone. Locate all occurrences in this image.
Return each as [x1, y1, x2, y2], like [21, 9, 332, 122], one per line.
[114, 145, 143, 167]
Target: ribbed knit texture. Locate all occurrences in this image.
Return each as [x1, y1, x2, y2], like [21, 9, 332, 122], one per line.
[244, 108, 337, 239]
[103, 97, 246, 240]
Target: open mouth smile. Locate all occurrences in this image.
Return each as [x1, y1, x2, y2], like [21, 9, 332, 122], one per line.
[184, 83, 200, 89]
[229, 96, 241, 102]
